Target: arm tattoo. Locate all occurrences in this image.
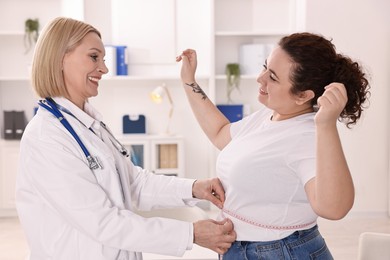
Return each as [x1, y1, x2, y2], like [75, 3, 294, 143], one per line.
[185, 82, 207, 100]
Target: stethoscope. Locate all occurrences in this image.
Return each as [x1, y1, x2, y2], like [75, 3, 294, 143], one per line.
[38, 98, 129, 170]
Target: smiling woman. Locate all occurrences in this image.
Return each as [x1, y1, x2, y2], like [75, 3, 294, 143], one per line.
[31, 17, 103, 102]
[61, 32, 108, 109]
[15, 17, 237, 260]
[177, 31, 370, 259]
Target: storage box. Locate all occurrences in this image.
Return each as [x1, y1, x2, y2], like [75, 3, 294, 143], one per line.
[217, 104, 243, 123]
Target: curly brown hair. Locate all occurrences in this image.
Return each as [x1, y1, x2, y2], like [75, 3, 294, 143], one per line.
[279, 32, 370, 128]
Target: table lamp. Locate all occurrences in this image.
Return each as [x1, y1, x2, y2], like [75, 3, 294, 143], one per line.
[150, 83, 174, 134]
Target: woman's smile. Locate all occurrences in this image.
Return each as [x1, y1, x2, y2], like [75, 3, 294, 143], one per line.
[259, 88, 268, 95]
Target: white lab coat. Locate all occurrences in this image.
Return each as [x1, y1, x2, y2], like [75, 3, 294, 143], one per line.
[16, 97, 198, 260]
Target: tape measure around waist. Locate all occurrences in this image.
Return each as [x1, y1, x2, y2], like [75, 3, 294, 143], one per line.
[222, 208, 316, 230]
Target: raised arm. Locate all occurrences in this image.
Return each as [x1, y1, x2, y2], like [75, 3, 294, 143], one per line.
[305, 83, 355, 220]
[176, 49, 231, 150]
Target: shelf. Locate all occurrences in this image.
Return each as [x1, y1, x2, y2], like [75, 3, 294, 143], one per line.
[215, 74, 258, 80]
[0, 31, 24, 36]
[101, 75, 209, 82]
[0, 77, 30, 82]
[215, 31, 290, 37]
[153, 169, 179, 176]
[118, 134, 183, 143]
[0, 139, 21, 145]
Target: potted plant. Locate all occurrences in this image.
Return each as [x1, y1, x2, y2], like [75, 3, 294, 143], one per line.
[24, 18, 39, 54]
[225, 63, 241, 103]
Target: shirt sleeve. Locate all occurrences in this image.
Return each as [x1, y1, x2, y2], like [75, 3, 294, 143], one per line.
[128, 164, 199, 210]
[17, 127, 195, 256]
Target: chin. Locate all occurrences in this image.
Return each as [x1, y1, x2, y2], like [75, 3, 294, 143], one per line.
[258, 95, 267, 105]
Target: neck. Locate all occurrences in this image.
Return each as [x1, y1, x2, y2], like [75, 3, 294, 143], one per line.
[272, 106, 314, 121]
[66, 95, 85, 111]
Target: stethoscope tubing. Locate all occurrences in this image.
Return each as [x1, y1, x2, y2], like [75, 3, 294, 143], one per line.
[38, 98, 92, 159]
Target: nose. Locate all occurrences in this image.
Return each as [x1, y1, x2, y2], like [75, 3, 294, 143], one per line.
[97, 63, 109, 74]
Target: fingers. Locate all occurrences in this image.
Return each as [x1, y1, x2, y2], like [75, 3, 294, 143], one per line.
[221, 218, 233, 231]
[175, 55, 182, 62]
[176, 49, 196, 62]
[192, 178, 226, 209]
[315, 83, 348, 126]
[193, 218, 236, 255]
[208, 179, 225, 209]
[216, 243, 233, 255]
[208, 195, 224, 209]
[215, 221, 236, 255]
[211, 178, 226, 204]
[318, 83, 347, 107]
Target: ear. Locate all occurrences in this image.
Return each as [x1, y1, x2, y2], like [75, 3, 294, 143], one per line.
[295, 90, 315, 105]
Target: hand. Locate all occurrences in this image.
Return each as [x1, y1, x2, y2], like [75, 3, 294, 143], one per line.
[176, 49, 197, 84]
[193, 218, 236, 255]
[192, 178, 225, 209]
[315, 83, 348, 127]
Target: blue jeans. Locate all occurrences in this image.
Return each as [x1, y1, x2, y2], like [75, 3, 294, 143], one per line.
[222, 225, 333, 260]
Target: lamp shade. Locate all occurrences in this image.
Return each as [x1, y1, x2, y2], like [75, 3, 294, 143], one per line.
[150, 85, 165, 104]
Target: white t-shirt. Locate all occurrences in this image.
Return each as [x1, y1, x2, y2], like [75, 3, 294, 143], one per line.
[217, 108, 318, 241]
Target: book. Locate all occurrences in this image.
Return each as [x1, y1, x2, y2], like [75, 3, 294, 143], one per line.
[116, 45, 128, 75]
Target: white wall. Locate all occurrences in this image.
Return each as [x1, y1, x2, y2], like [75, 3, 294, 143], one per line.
[87, 0, 213, 183]
[305, 0, 390, 215]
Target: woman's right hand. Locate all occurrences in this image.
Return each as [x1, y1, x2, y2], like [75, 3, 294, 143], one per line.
[315, 82, 348, 127]
[176, 49, 197, 84]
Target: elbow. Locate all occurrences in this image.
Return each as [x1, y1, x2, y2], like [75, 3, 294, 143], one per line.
[319, 210, 349, 221]
[315, 199, 354, 220]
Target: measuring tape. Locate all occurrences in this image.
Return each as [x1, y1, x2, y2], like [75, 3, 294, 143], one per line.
[222, 208, 316, 230]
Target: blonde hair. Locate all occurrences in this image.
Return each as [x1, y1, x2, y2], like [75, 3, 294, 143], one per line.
[31, 17, 101, 98]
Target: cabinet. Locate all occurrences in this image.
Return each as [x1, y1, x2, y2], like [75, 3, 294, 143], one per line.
[120, 135, 184, 177]
[211, 0, 305, 113]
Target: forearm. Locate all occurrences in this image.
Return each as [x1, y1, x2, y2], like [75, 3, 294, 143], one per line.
[314, 123, 354, 219]
[130, 166, 197, 210]
[182, 82, 231, 150]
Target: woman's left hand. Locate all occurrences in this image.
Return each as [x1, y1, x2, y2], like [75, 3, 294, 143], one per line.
[192, 178, 225, 209]
[315, 82, 348, 126]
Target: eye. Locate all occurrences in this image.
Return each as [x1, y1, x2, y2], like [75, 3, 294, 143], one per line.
[262, 64, 277, 82]
[269, 72, 277, 81]
[90, 54, 98, 62]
